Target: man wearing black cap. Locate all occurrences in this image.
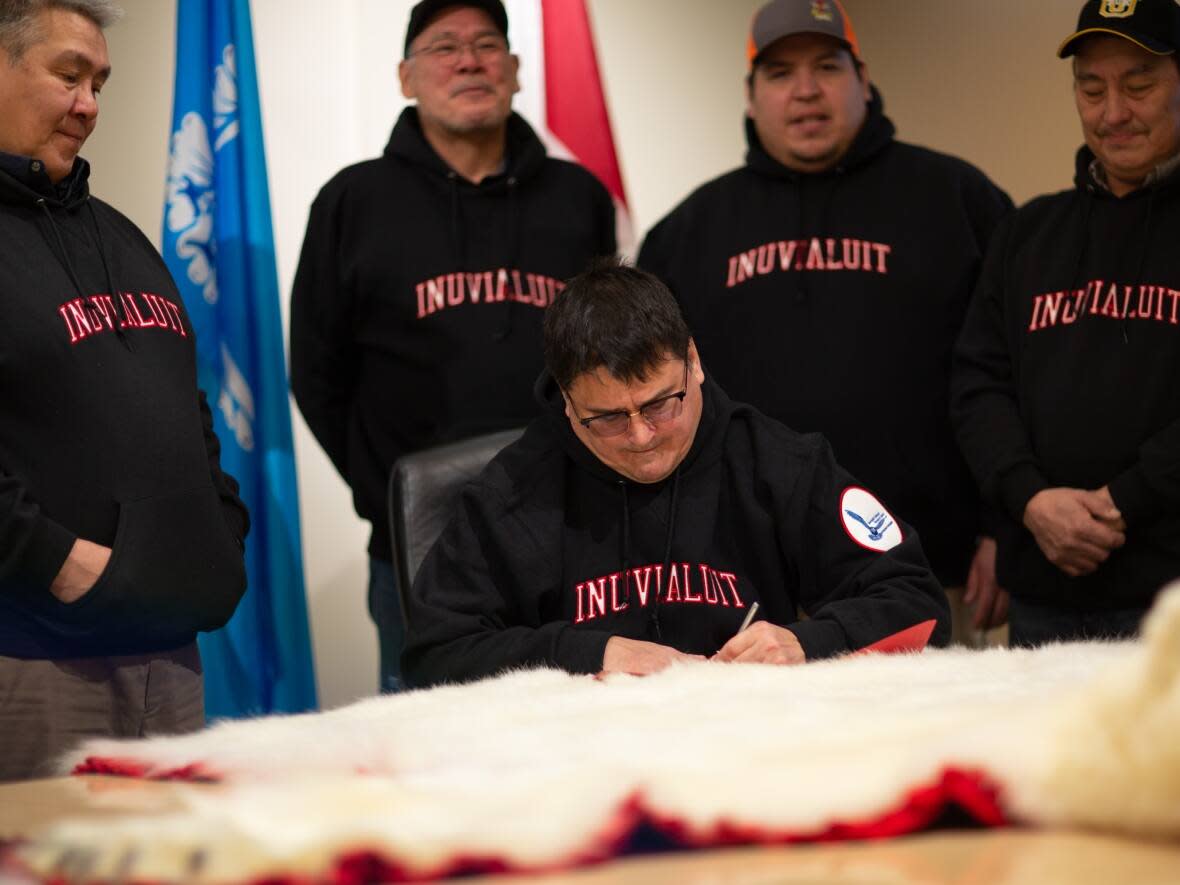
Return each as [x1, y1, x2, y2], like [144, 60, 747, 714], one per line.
[290, 0, 616, 693]
[638, 0, 1013, 643]
[952, 0, 1180, 645]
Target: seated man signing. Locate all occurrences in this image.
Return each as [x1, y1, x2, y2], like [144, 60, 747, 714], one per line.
[402, 261, 950, 686]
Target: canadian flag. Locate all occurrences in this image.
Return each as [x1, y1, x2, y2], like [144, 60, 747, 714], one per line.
[506, 0, 634, 252]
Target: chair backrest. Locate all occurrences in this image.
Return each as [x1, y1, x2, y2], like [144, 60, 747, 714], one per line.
[387, 428, 525, 622]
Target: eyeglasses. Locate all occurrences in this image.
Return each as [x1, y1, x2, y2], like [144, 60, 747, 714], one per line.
[409, 36, 509, 67]
[570, 359, 690, 439]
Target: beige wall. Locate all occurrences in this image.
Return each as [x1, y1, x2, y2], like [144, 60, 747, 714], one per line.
[842, 0, 1082, 204]
[80, 1, 1089, 709]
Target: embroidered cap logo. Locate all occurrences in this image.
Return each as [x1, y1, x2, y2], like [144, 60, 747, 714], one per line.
[810, 0, 835, 23]
[1100, 0, 1139, 18]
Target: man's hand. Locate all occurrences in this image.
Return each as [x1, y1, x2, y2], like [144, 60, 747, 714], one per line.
[1023, 487, 1125, 577]
[712, 621, 806, 666]
[602, 636, 704, 676]
[1093, 485, 1127, 532]
[964, 536, 1008, 629]
[49, 539, 112, 603]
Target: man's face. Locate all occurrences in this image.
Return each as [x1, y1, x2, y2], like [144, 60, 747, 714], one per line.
[746, 32, 870, 173]
[563, 343, 706, 485]
[398, 5, 519, 138]
[0, 9, 109, 183]
[1074, 35, 1180, 196]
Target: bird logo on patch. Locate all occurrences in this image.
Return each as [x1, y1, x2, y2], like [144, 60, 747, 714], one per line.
[839, 487, 903, 552]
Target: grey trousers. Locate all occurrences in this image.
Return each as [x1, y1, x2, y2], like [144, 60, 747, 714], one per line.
[0, 642, 204, 783]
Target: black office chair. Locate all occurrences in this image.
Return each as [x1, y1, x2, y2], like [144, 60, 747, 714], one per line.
[387, 428, 525, 624]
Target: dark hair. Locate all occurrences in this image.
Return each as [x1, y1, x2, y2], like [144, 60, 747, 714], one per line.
[544, 258, 692, 390]
[0, 0, 121, 61]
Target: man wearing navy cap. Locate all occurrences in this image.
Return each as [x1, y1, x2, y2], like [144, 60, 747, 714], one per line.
[291, 0, 616, 692]
[953, 0, 1180, 645]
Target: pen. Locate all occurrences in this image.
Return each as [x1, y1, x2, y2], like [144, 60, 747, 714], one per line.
[737, 601, 760, 634]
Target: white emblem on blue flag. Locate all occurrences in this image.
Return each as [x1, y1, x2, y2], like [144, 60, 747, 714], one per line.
[840, 487, 903, 552]
[165, 45, 239, 307]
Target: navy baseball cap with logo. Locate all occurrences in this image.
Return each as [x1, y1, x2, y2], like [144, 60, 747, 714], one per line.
[403, 0, 509, 57]
[1058, 0, 1180, 58]
[747, 0, 862, 67]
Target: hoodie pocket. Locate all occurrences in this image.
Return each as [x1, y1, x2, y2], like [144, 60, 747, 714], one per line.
[43, 485, 246, 646]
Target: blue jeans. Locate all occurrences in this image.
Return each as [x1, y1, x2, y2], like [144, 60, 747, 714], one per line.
[1008, 597, 1145, 648]
[368, 557, 405, 693]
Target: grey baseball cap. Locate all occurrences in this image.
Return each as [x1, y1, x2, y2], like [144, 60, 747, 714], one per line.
[747, 0, 862, 67]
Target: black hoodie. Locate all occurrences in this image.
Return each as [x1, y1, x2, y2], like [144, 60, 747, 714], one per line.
[290, 108, 616, 560]
[638, 89, 1012, 586]
[0, 154, 249, 659]
[402, 373, 950, 688]
[951, 146, 1180, 610]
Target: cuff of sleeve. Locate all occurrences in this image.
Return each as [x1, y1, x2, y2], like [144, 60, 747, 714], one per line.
[553, 628, 614, 675]
[998, 463, 1050, 523]
[1108, 466, 1159, 528]
[221, 501, 250, 547]
[785, 618, 849, 661]
[22, 519, 77, 591]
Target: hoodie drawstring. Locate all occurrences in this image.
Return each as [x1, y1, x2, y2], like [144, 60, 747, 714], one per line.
[494, 176, 521, 342]
[648, 467, 682, 642]
[36, 199, 132, 352]
[1126, 185, 1158, 345]
[85, 199, 133, 351]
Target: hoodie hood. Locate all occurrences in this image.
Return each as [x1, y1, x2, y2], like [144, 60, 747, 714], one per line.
[745, 84, 895, 181]
[384, 106, 548, 188]
[0, 152, 91, 210]
[1072, 143, 1180, 197]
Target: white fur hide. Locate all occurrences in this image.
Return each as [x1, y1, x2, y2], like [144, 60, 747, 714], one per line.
[13, 582, 1180, 883]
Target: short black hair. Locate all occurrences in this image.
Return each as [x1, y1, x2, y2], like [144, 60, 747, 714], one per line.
[544, 258, 692, 391]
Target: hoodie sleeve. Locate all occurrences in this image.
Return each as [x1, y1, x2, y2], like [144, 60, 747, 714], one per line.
[198, 389, 250, 545]
[290, 187, 358, 480]
[0, 469, 76, 595]
[1107, 420, 1180, 528]
[950, 215, 1050, 522]
[782, 439, 952, 659]
[402, 482, 614, 688]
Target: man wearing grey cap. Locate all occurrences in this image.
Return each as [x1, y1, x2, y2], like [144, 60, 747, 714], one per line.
[291, 0, 616, 693]
[639, 0, 1012, 642]
[952, 0, 1180, 645]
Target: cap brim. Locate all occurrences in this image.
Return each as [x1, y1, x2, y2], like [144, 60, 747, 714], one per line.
[750, 32, 855, 67]
[1057, 27, 1175, 58]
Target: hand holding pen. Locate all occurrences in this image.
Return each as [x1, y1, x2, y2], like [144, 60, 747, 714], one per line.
[712, 600, 807, 665]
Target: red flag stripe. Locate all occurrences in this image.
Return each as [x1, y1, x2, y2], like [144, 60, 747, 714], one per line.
[541, 0, 628, 207]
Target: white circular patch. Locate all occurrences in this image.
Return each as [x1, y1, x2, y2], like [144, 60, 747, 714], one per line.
[839, 487, 903, 553]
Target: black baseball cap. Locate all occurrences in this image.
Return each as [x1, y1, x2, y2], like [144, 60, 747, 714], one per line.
[1058, 0, 1180, 58]
[403, 0, 509, 57]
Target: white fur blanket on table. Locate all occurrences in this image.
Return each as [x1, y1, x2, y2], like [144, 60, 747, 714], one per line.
[10, 582, 1180, 883]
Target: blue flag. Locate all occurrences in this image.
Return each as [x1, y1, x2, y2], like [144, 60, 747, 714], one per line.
[163, 0, 317, 717]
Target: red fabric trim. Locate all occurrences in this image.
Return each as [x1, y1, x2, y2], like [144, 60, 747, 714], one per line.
[53, 768, 1006, 883]
[72, 757, 218, 783]
[855, 620, 938, 655]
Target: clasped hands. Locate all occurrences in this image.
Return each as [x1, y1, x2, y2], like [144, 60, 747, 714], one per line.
[1023, 485, 1125, 578]
[602, 620, 805, 677]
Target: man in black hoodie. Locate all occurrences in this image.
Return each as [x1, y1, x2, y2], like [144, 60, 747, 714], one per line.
[402, 262, 950, 687]
[0, 0, 249, 780]
[952, 0, 1180, 646]
[290, 0, 615, 694]
[638, 0, 1013, 644]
